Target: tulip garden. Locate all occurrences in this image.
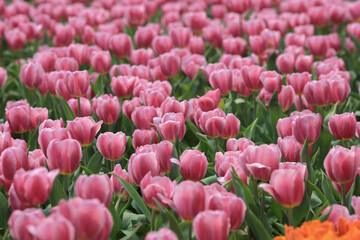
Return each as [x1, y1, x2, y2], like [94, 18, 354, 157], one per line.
[3, 0, 360, 239]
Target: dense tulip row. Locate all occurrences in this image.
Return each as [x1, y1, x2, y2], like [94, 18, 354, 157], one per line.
[0, 0, 360, 239]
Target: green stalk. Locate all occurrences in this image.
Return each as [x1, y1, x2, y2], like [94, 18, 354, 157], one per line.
[77, 97, 81, 117]
[341, 183, 346, 206]
[298, 95, 303, 111]
[287, 207, 294, 226]
[188, 222, 192, 240]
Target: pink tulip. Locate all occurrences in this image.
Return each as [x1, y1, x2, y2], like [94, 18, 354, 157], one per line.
[292, 112, 322, 145]
[66, 117, 102, 147]
[276, 53, 295, 74]
[8, 209, 46, 240]
[232, 69, 253, 97]
[277, 136, 303, 162]
[226, 138, 254, 152]
[38, 127, 70, 157]
[19, 63, 44, 89]
[110, 164, 132, 200]
[109, 33, 133, 58]
[306, 36, 329, 57]
[194, 108, 226, 138]
[132, 129, 158, 149]
[285, 33, 306, 47]
[27, 214, 75, 240]
[352, 196, 360, 216]
[53, 24, 75, 47]
[221, 114, 241, 139]
[197, 89, 221, 111]
[181, 54, 207, 80]
[240, 144, 281, 181]
[159, 53, 181, 77]
[278, 86, 295, 111]
[295, 55, 313, 73]
[170, 27, 192, 48]
[122, 97, 141, 119]
[276, 118, 294, 138]
[0, 131, 12, 155]
[160, 97, 193, 119]
[96, 132, 126, 161]
[75, 174, 112, 207]
[260, 169, 305, 208]
[140, 173, 175, 209]
[68, 97, 92, 117]
[0, 67, 7, 88]
[209, 69, 233, 95]
[90, 51, 111, 74]
[145, 228, 178, 240]
[329, 113, 356, 141]
[153, 113, 186, 143]
[322, 205, 351, 226]
[222, 37, 247, 56]
[193, 210, 230, 240]
[1, 146, 29, 181]
[214, 151, 241, 177]
[13, 168, 58, 206]
[128, 152, 160, 185]
[207, 193, 246, 230]
[324, 146, 360, 184]
[135, 26, 157, 48]
[260, 71, 282, 93]
[279, 162, 308, 180]
[152, 36, 173, 55]
[308, 6, 329, 27]
[131, 106, 162, 130]
[172, 181, 206, 221]
[225, 0, 251, 14]
[92, 94, 120, 124]
[286, 72, 311, 95]
[69, 43, 89, 66]
[249, 35, 267, 56]
[111, 75, 136, 98]
[241, 65, 266, 91]
[329, 79, 350, 105]
[303, 80, 331, 107]
[136, 141, 173, 174]
[130, 48, 154, 66]
[5, 28, 26, 50]
[65, 70, 89, 98]
[28, 149, 46, 169]
[46, 139, 82, 175]
[177, 150, 208, 181]
[55, 57, 79, 72]
[52, 198, 113, 240]
[189, 36, 205, 55]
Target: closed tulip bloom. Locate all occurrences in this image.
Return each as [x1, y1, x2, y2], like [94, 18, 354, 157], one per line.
[232, 69, 253, 97]
[295, 55, 313, 73]
[75, 174, 112, 207]
[131, 106, 162, 130]
[329, 113, 356, 141]
[306, 36, 329, 57]
[38, 127, 70, 157]
[207, 193, 246, 230]
[286, 72, 312, 95]
[52, 198, 113, 240]
[128, 152, 160, 185]
[197, 89, 221, 111]
[27, 214, 75, 240]
[122, 97, 141, 119]
[65, 70, 89, 98]
[322, 204, 352, 226]
[55, 57, 79, 72]
[130, 48, 154, 66]
[241, 65, 266, 91]
[193, 210, 230, 240]
[67, 97, 92, 117]
[195, 108, 226, 138]
[20, 63, 44, 89]
[159, 53, 181, 77]
[135, 26, 157, 48]
[90, 51, 111, 74]
[276, 53, 295, 74]
[292, 113, 322, 145]
[259, 169, 305, 208]
[1, 146, 29, 181]
[8, 185, 27, 211]
[240, 144, 281, 181]
[303, 80, 331, 106]
[172, 181, 206, 221]
[324, 146, 360, 184]
[329, 79, 350, 105]
[132, 129, 158, 149]
[209, 69, 233, 95]
[221, 114, 241, 139]
[226, 138, 255, 152]
[67, 117, 102, 147]
[352, 196, 360, 216]
[279, 162, 308, 180]
[0, 67, 7, 88]
[222, 37, 247, 56]
[46, 139, 82, 175]
[53, 24, 75, 47]
[28, 149, 46, 169]
[160, 97, 193, 119]
[111, 76, 136, 98]
[109, 34, 133, 58]
[260, 71, 282, 93]
[278, 86, 295, 111]
[277, 136, 303, 162]
[8, 209, 46, 240]
[249, 35, 267, 56]
[5, 28, 26, 50]
[146, 228, 178, 240]
[152, 36, 173, 55]
[170, 27, 192, 48]
[276, 117, 294, 138]
[110, 164, 132, 200]
[140, 173, 175, 209]
[13, 168, 58, 206]
[181, 54, 207, 80]
[215, 152, 241, 177]
[69, 43, 89, 66]
[178, 150, 208, 181]
[153, 113, 186, 142]
[226, 0, 251, 14]
[96, 132, 126, 161]
[92, 94, 120, 124]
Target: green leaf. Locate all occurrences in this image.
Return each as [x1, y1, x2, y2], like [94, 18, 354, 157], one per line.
[350, 34, 360, 57]
[110, 174, 151, 222]
[324, 103, 338, 126]
[109, 201, 121, 240]
[245, 208, 273, 240]
[321, 174, 338, 204]
[87, 151, 103, 174]
[319, 206, 331, 222]
[196, 140, 215, 162]
[0, 192, 9, 228]
[49, 179, 67, 206]
[56, 95, 76, 121]
[243, 118, 258, 140]
[80, 163, 94, 176]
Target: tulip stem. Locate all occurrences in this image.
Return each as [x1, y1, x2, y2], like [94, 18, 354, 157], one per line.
[253, 95, 257, 122]
[83, 147, 89, 166]
[231, 231, 236, 240]
[77, 97, 81, 117]
[62, 174, 68, 196]
[298, 95, 303, 110]
[115, 196, 122, 213]
[341, 183, 346, 206]
[2, 227, 9, 240]
[287, 208, 294, 226]
[188, 222, 192, 240]
[111, 160, 116, 171]
[261, 188, 266, 223]
[151, 209, 156, 231]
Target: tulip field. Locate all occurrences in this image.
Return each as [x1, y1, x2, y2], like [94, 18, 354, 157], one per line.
[3, 0, 360, 239]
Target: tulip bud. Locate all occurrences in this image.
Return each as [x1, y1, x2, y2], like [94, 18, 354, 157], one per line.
[96, 132, 126, 161]
[152, 36, 173, 55]
[193, 210, 230, 240]
[178, 150, 208, 181]
[131, 106, 162, 130]
[277, 136, 303, 162]
[260, 70, 282, 93]
[20, 63, 44, 89]
[329, 113, 356, 141]
[159, 53, 181, 77]
[92, 94, 120, 124]
[128, 152, 160, 185]
[65, 70, 89, 98]
[110, 164, 132, 200]
[145, 228, 178, 240]
[209, 69, 233, 95]
[303, 80, 331, 107]
[292, 113, 322, 145]
[8, 209, 45, 240]
[66, 117, 102, 147]
[153, 113, 186, 143]
[276, 53, 295, 74]
[241, 65, 266, 91]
